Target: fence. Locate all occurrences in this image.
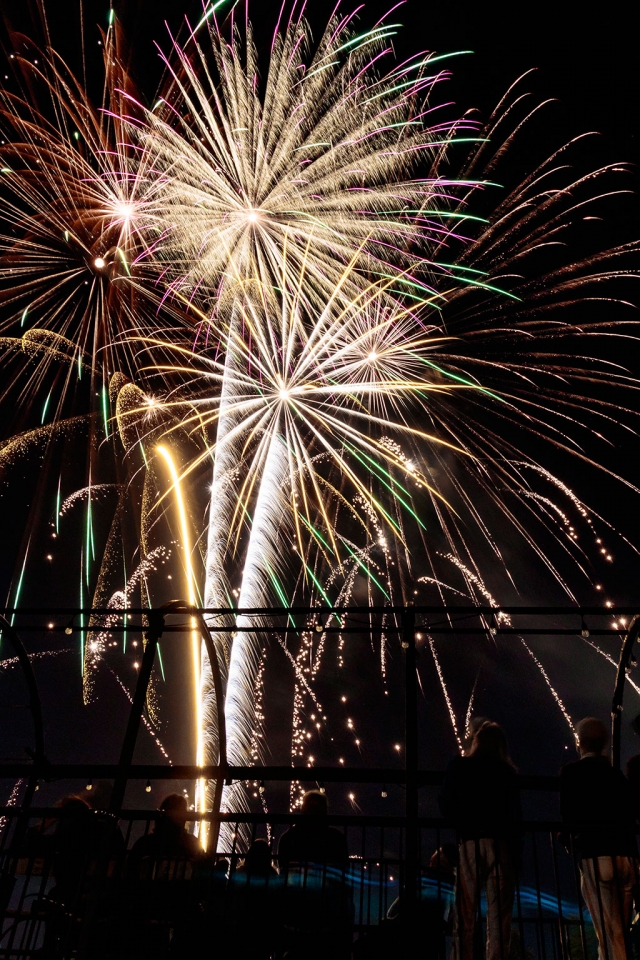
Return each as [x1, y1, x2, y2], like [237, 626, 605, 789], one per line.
[1, 799, 635, 960]
[1, 605, 640, 957]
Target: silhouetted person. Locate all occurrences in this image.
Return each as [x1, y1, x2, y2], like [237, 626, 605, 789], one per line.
[221, 840, 280, 960]
[277, 790, 351, 959]
[49, 796, 123, 903]
[561, 717, 638, 960]
[36, 796, 124, 957]
[440, 721, 521, 960]
[126, 794, 202, 957]
[50, 797, 96, 905]
[129, 793, 201, 869]
[236, 838, 278, 880]
[464, 717, 490, 755]
[278, 789, 349, 870]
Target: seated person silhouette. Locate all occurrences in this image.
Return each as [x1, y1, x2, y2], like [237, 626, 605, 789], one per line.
[220, 840, 280, 959]
[235, 838, 278, 880]
[129, 793, 201, 869]
[278, 790, 348, 869]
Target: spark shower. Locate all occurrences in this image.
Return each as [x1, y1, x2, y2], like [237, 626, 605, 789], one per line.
[1, 1, 639, 821]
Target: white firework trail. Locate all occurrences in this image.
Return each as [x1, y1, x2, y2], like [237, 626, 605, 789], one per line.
[59, 484, 120, 516]
[464, 671, 481, 740]
[519, 638, 577, 743]
[85, 546, 171, 668]
[103, 662, 172, 762]
[0, 780, 24, 833]
[0, 648, 71, 671]
[428, 637, 463, 750]
[441, 554, 511, 625]
[581, 637, 640, 697]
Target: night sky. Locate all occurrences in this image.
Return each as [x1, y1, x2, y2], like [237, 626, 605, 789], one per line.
[0, 0, 639, 816]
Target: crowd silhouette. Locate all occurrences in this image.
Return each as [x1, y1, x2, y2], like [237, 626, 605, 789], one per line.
[7, 716, 640, 959]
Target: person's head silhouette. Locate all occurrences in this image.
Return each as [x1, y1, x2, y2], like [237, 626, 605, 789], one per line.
[468, 721, 515, 767]
[158, 793, 189, 828]
[576, 717, 608, 757]
[300, 789, 328, 817]
[242, 838, 274, 874]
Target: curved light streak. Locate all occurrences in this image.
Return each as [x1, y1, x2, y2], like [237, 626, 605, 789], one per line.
[156, 444, 206, 843]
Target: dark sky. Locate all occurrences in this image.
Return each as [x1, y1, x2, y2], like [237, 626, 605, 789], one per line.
[2, 0, 638, 163]
[0, 1, 639, 811]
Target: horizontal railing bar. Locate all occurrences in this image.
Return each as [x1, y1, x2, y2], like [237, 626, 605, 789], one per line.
[0, 764, 405, 783]
[3, 625, 628, 637]
[0, 810, 605, 831]
[0, 605, 635, 617]
[0, 764, 560, 790]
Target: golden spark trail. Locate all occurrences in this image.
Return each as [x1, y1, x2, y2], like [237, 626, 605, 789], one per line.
[156, 445, 206, 844]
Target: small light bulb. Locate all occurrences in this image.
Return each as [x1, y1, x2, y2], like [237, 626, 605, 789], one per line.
[145, 780, 152, 793]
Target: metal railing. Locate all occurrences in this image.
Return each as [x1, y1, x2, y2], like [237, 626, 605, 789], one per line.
[1, 801, 636, 960]
[2, 604, 640, 957]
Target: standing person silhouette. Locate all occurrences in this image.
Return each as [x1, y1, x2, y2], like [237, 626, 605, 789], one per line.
[440, 721, 521, 960]
[561, 718, 638, 960]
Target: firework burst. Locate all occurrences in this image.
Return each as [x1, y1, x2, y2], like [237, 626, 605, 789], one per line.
[0, 4, 639, 826]
[142, 6, 482, 314]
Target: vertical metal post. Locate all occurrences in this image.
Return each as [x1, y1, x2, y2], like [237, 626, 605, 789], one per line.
[402, 605, 418, 931]
[109, 609, 164, 814]
[611, 614, 640, 770]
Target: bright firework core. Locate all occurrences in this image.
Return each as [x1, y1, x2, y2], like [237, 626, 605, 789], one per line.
[246, 210, 259, 223]
[94, 257, 106, 269]
[113, 200, 134, 221]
